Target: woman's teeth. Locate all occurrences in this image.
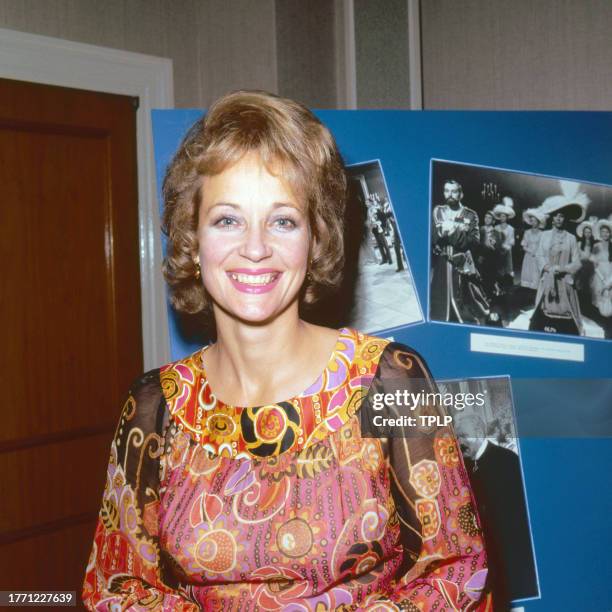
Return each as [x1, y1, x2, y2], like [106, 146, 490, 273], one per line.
[231, 273, 278, 285]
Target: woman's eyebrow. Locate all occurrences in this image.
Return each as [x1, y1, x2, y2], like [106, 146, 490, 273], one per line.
[204, 201, 303, 214]
[272, 201, 301, 210]
[206, 202, 240, 211]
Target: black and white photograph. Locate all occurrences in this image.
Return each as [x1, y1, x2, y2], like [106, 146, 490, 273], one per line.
[429, 160, 612, 340]
[345, 160, 423, 333]
[438, 376, 540, 606]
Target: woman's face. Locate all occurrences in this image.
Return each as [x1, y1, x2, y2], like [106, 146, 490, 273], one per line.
[601, 227, 611, 241]
[197, 152, 311, 324]
[484, 213, 494, 226]
[583, 226, 593, 239]
[529, 216, 539, 228]
[498, 213, 507, 223]
[552, 212, 565, 228]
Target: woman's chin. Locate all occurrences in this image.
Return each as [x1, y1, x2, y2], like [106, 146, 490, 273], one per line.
[213, 299, 295, 327]
[237, 309, 279, 325]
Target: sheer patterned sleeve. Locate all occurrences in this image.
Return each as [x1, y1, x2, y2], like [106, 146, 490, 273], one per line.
[367, 344, 492, 611]
[82, 370, 198, 612]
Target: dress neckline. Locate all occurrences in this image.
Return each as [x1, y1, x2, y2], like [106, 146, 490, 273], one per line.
[198, 326, 352, 411]
[160, 327, 390, 458]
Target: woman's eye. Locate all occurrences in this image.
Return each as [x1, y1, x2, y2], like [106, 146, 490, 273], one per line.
[273, 217, 297, 229]
[214, 216, 239, 228]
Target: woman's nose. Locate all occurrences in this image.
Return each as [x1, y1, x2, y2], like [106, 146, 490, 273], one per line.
[239, 224, 272, 261]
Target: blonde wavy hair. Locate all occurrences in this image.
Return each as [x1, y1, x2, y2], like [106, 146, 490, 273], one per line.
[162, 90, 347, 314]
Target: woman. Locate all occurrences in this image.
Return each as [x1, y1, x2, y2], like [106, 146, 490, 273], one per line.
[529, 196, 585, 335]
[478, 210, 504, 298]
[492, 197, 516, 289]
[577, 220, 596, 258]
[591, 218, 612, 320]
[83, 91, 490, 610]
[519, 209, 546, 291]
[575, 217, 597, 313]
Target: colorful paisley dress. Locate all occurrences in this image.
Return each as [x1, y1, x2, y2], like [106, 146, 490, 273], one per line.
[83, 328, 491, 610]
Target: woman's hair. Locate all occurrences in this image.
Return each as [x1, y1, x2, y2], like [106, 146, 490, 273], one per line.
[597, 226, 612, 261]
[593, 238, 612, 262]
[579, 234, 594, 250]
[548, 211, 566, 228]
[162, 90, 347, 314]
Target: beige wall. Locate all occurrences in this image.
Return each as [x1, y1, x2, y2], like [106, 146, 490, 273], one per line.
[421, 0, 612, 109]
[196, 0, 277, 107]
[354, 0, 412, 108]
[5, 1, 609, 111]
[275, 0, 337, 108]
[0, 0, 278, 108]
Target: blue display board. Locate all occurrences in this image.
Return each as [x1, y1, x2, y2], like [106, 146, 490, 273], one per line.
[152, 109, 612, 610]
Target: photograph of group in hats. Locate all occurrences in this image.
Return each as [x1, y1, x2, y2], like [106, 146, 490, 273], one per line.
[429, 160, 612, 340]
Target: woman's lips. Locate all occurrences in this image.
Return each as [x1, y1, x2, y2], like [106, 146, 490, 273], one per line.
[226, 270, 282, 294]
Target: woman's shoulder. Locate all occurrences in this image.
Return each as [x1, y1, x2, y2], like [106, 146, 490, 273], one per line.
[127, 368, 162, 395]
[296, 326, 391, 385]
[348, 328, 432, 378]
[115, 368, 169, 434]
[111, 353, 195, 423]
[120, 353, 202, 412]
[157, 348, 206, 409]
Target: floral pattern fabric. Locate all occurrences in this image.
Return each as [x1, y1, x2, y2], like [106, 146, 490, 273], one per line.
[83, 328, 492, 610]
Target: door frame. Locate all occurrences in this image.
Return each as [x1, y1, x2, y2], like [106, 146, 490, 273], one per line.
[0, 27, 173, 370]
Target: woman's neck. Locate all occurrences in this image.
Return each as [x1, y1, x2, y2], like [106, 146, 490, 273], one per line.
[203, 306, 337, 407]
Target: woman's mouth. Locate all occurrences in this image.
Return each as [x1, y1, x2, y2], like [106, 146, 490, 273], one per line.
[226, 270, 282, 294]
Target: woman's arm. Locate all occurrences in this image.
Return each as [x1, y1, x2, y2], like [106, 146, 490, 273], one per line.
[520, 232, 529, 251]
[536, 233, 550, 272]
[82, 371, 198, 612]
[368, 345, 492, 610]
[562, 235, 582, 275]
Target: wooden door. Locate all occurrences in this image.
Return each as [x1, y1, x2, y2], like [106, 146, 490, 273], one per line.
[0, 78, 143, 595]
